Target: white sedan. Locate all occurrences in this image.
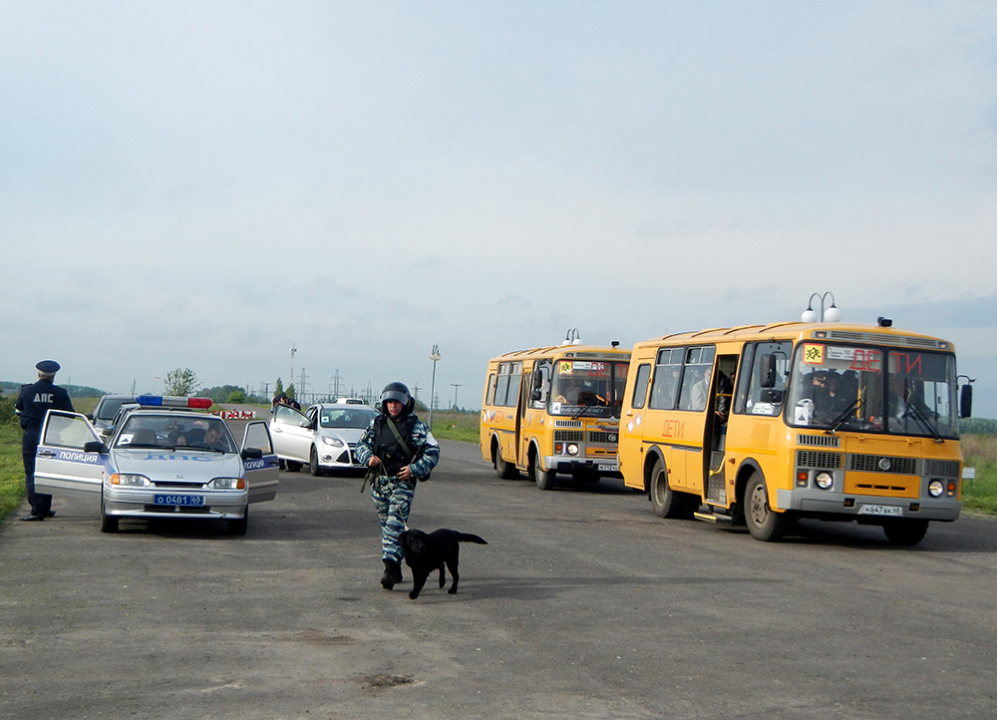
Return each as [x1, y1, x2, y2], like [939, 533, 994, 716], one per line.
[270, 403, 377, 475]
[34, 396, 280, 535]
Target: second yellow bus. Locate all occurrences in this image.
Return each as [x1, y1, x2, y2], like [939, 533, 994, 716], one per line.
[480, 343, 631, 490]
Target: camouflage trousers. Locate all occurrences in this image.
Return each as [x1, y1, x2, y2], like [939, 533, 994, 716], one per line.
[370, 478, 415, 564]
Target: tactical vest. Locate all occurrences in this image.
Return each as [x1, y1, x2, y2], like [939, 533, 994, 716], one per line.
[371, 413, 419, 477]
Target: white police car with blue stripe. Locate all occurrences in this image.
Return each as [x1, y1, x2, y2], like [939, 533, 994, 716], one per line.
[33, 396, 279, 535]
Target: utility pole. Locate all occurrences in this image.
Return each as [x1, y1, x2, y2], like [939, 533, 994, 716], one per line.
[429, 345, 441, 429]
[451, 384, 462, 411]
[289, 343, 297, 391]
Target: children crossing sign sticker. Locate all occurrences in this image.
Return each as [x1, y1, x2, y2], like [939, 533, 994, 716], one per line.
[803, 344, 824, 364]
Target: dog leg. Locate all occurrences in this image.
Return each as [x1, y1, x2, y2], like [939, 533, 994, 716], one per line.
[438, 564, 446, 589]
[409, 570, 428, 600]
[446, 557, 460, 594]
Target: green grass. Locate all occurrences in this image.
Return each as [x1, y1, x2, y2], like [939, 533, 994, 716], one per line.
[0, 422, 26, 519]
[427, 410, 479, 444]
[960, 435, 997, 514]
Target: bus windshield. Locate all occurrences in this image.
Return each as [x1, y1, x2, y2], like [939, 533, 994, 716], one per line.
[549, 360, 629, 418]
[786, 343, 958, 439]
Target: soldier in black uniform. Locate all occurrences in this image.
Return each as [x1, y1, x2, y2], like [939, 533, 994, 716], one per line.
[15, 360, 74, 521]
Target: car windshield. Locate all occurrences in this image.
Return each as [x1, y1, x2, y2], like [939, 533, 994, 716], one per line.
[786, 343, 958, 439]
[115, 415, 234, 452]
[549, 360, 629, 418]
[318, 407, 376, 429]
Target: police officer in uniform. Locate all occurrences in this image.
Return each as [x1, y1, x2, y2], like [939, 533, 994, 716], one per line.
[355, 382, 440, 589]
[15, 360, 74, 521]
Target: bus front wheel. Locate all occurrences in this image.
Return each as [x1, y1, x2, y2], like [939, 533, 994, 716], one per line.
[649, 459, 690, 519]
[744, 472, 787, 541]
[531, 453, 557, 491]
[882, 519, 929, 546]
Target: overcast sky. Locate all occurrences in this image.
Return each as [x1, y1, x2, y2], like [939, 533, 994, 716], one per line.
[2, 1, 995, 415]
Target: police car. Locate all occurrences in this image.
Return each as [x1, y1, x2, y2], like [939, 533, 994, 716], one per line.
[33, 396, 280, 535]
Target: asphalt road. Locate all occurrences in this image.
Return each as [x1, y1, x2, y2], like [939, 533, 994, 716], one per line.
[2, 435, 996, 720]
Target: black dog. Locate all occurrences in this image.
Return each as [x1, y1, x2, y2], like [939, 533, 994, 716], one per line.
[399, 528, 487, 599]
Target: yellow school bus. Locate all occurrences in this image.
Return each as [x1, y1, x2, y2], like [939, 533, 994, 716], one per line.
[480, 343, 631, 490]
[619, 319, 971, 545]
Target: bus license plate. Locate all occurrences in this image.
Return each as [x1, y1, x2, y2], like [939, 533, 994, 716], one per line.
[154, 494, 205, 507]
[597, 463, 618, 472]
[858, 504, 902, 517]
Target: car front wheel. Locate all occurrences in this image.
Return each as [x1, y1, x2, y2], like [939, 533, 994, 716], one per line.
[229, 507, 248, 536]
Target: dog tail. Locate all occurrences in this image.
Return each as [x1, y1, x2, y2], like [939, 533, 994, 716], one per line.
[457, 532, 488, 545]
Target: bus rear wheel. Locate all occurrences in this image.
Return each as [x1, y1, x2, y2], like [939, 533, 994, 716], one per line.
[649, 459, 692, 519]
[531, 452, 557, 491]
[882, 519, 929, 546]
[494, 443, 518, 479]
[744, 472, 787, 541]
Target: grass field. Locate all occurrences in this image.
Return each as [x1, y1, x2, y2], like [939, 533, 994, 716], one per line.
[960, 434, 997, 514]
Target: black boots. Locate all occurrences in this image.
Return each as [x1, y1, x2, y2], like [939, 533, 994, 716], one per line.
[380, 559, 403, 589]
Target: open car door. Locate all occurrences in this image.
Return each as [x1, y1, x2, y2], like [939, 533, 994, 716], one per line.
[33, 411, 110, 496]
[241, 421, 280, 503]
[269, 404, 314, 463]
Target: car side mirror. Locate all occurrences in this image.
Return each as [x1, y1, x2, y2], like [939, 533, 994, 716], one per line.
[84, 441, 109, 454]
[241, 448, 264, 460]
[85, 413, 94, 421]
[101, 427, 114, 438]
[299, 420, 311, 428]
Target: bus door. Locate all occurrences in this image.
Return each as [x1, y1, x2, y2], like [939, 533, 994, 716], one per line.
[672, 346, 715, 498]
[516, 366, 530, 467]
[703, 354, 739, 504]
[519, 360, 553, 467]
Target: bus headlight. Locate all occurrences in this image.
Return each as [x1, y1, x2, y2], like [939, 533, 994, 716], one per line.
[928, 480, 945, 498]
[815, 472, 834, 490]
[567, 444, 579, 456]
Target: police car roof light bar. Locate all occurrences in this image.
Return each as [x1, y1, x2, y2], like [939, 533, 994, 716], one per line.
[136, 396, 213, 409]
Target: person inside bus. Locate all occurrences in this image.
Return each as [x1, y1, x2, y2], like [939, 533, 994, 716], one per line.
[553, 384, 580, 405]
[888, 374, 937, 430]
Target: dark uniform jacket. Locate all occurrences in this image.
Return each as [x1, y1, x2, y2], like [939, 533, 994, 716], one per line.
[16, 379, 74, 432]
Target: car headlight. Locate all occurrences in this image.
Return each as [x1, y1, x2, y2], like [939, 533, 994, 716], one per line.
[110, 473, 150, 487]
[567, 444, 579, 456]
[322, 437, 345, 448]
[815, 472, 834, 490]
[210, 477, 246, 490]
[928, 480, 945, 498]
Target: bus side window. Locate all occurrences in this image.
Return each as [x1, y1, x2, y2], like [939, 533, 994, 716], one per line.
[733, 344, 755, 414]
[631, 364, 651, 410]
[531, 362, 551, 408]
[743, 342, 792, 415]
[485, 374, 497, 406]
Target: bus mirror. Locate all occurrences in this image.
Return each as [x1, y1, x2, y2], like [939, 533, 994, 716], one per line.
[759, 389, 784, 405]
[531, 389, 542, 402]
[760, 354, 777, 388]
[960, 384, 973, 418]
